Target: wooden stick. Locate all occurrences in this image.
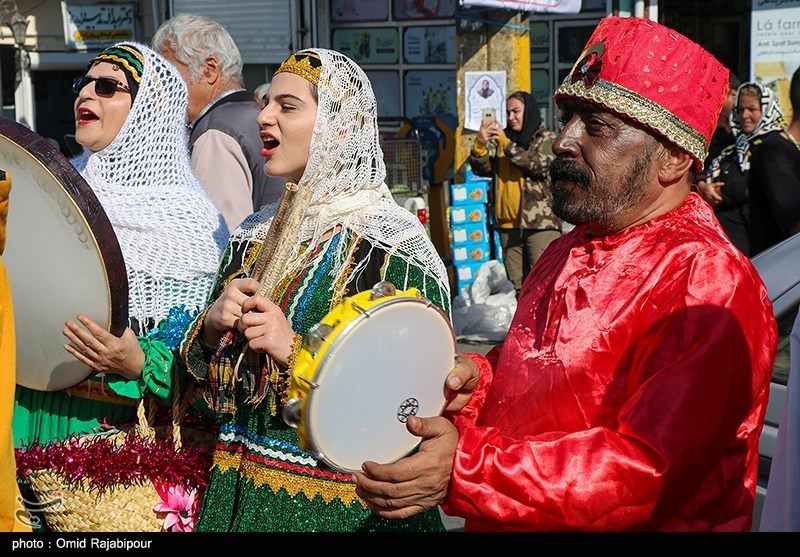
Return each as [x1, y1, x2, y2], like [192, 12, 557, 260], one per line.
[249, 182, 298, 283]
[233, 182, 313, 377]
[256, 184, 314, 298]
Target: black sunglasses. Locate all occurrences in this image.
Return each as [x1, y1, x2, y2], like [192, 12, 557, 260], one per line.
[72, 76, 131, 97]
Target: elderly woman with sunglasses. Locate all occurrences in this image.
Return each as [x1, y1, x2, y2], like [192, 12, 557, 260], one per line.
[12, 42, 228, 449]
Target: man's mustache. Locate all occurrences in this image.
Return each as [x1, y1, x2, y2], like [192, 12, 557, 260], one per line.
[549, 158, 590, 190]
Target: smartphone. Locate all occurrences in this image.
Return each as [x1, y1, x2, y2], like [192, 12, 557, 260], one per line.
[482, 108, 496, 126]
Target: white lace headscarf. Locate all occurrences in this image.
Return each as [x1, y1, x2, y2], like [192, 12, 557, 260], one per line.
[71, 42, 228, 333]
[232, 48, 450, 313]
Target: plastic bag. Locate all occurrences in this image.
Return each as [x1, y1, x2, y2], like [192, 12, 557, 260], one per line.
[452, 261, 517, 341]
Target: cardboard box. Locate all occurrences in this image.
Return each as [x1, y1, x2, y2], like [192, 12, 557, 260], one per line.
[450, 181, 489, 206]
[451, 221, 489, 245]
[464, 165, 493, 183]
[455, 261, 487, 292]
[452, 240, 491, 264]
[449, 202, 488, 226]
[492, 228, 504, 263]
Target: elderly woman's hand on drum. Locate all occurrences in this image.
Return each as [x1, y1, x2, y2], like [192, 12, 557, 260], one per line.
[351, 353, 481, 519]
[63, 315, 144, 379]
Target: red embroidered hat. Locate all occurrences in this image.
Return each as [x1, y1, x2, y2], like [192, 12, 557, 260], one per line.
[554, 17, 730, 171]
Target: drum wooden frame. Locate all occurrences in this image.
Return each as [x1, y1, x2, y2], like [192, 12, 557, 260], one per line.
[283, 281, 457, 473]
[0, 117, 128, 391]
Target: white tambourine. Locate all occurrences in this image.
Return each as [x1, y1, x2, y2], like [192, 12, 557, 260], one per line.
[283, 281, 457, 473]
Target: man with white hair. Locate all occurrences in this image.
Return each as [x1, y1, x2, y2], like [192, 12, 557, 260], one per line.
[153, 14, 284, 232]
[252, 82, 270, 108]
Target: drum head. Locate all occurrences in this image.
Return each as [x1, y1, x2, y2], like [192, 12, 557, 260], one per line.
[0, 117, 128, 391]
[304, 298, 456, 473]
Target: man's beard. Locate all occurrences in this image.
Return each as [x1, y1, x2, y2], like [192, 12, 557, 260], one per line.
[549, 149, 654, 229]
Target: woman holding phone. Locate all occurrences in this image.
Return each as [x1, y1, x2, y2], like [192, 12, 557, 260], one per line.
[470, 91, 561, 296]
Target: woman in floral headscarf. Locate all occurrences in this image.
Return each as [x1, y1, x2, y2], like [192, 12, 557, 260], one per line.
[178, 48, 453, 532]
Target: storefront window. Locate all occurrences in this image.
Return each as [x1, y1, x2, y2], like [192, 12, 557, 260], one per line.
[332, 0, 390, 23]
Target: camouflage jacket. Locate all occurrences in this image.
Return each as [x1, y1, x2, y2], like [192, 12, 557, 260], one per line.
[470, 125, 561, 230]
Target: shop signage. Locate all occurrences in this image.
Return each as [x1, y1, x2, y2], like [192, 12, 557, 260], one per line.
[62, 2, 135, 50]
[459, 0, 581, 13]
[750, 0, 800, 119]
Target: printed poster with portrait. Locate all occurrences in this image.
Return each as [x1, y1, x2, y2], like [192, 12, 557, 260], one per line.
[464, 71, 507, 131]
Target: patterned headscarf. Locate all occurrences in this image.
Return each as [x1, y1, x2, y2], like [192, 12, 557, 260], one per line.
[72, 41, 228, 333]
[729, 82, 787, 172]
[232, 48, 450, 315]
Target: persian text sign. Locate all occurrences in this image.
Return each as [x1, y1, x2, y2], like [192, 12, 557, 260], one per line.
[62, 2, 135, 50]
[459, 0, 581, 13]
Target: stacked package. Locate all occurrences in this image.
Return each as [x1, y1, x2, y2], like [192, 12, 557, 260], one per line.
[448, 165, 502, 297]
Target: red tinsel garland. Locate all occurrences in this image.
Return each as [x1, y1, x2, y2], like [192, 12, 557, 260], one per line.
[16, 428, 215, 495]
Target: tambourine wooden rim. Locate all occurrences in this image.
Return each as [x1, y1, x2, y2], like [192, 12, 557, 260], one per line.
[284, 283, 457, 473]
[0, 117, 128, 390]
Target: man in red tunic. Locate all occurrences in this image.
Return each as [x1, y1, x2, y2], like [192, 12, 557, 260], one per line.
[353, 17, 777, 532]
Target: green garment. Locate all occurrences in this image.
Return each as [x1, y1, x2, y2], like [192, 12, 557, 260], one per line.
[13, 328, 175, 447]
[183, 232, 450, 532]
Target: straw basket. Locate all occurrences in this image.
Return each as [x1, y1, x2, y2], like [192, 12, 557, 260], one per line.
[21, 390, 215, 532]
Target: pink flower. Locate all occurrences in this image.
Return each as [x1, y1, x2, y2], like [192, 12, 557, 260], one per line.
[153, 484, 198, 532]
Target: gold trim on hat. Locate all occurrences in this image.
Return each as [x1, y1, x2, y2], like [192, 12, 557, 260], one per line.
[555, 77, 707, 165]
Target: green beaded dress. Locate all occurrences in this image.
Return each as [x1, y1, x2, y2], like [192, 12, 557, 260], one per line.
[181, 230, 449, 532]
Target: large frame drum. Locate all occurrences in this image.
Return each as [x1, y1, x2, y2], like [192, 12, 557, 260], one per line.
[0, 117, 128, 391]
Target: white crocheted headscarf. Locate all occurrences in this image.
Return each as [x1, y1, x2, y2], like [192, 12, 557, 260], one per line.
[232, 48, 450, 313]
[71, 41, 228, 333]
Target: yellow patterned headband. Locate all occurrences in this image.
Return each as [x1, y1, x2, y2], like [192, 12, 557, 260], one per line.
[274, 51, 322, 86]
[90, 44, 144, 84]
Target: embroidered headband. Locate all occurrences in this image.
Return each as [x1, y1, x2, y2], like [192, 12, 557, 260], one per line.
[274, 50, 322, 86]
[90, 44, 145, 84]
[89, 43, 145, 102]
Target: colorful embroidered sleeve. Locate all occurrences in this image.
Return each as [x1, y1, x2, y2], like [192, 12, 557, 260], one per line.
[106, 338, 173, 403]
[181, 241, 249, 384]
[107, 306, 199, 404]
[383, 250, 451, 317]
